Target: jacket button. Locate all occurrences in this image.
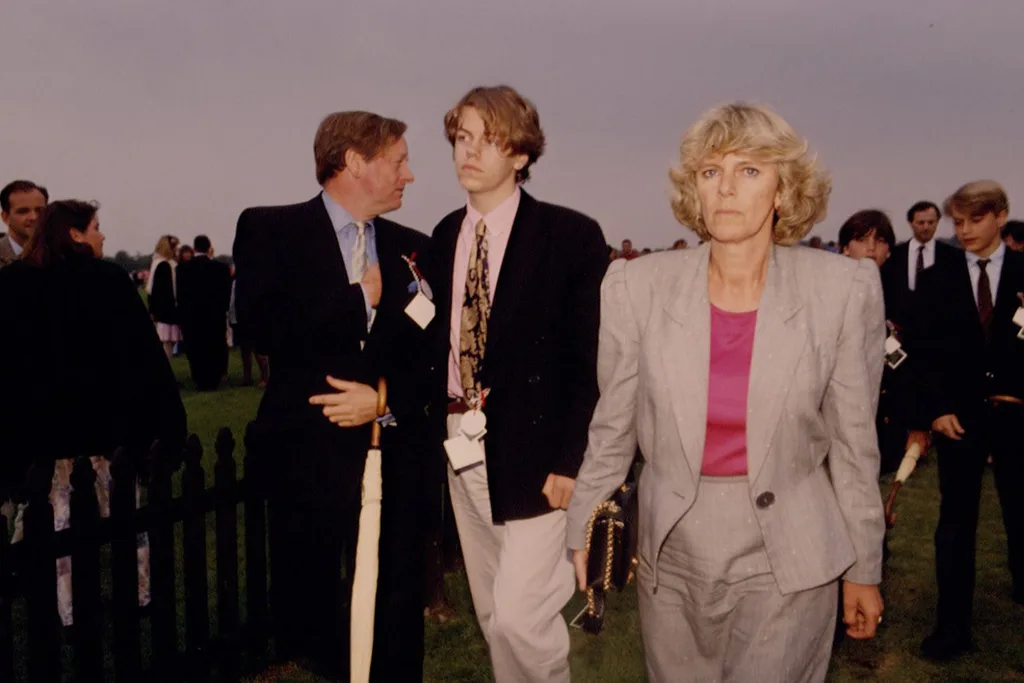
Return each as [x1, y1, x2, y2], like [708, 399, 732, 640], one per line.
[755, 492, 775, 509]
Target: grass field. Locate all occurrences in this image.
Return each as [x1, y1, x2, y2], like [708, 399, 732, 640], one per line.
[175, 352, 1024, 682]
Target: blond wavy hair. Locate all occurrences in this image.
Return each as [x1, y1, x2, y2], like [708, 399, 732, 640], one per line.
[669, 103, 831, 245]
[153, 235, 178, 260]
[943, 180, 1009, 219]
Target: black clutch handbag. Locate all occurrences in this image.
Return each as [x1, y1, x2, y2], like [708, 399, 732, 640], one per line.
[581, 481, 639, 635]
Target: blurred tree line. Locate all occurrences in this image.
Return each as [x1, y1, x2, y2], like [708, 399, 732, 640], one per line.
[106, 250, 233, 272]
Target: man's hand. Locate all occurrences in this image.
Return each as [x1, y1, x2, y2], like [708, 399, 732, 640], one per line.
[931, 414, 965, 441]
[541, 473, 575, 510]
[362, 264, 382, 309]
[842, 581, 884, 639]
[308, 376, 378, 427]
[573, 549, 588, 591]
[905, 429, 930, 454]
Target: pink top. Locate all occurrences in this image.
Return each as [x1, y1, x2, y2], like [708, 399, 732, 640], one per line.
[447, 188, 521, 398]
[701, 304, 758, 477]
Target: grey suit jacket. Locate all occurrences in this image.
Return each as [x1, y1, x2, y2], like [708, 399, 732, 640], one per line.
[0, 236, 17, 267]
[566, 244, 887, 593]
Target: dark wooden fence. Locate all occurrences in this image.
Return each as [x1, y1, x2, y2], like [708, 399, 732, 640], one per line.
[0, 426, 269, 683]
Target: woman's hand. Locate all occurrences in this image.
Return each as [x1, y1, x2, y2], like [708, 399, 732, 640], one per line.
[573, 549, 589, 592]
[842, 581, 884, 639]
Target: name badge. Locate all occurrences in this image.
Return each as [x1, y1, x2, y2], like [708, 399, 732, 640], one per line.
[444, 434, 484, 471]
[460, 409, 487, 440]
[1013, 306, 1024, 334]
[884, 335, 907, 370]
[405, 291, 435, 329]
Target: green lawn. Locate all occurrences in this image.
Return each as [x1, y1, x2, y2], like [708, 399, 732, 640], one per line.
[173, 353, 1021, 682]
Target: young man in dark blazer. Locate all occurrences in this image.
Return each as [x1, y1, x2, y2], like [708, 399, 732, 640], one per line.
[232, 111, 438, 682]
[908, 181, 1024, 661]
[175, 235, 232, 390]
[431, 86, 607, 683]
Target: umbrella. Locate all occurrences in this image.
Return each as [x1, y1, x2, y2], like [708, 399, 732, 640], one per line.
[884, 442, 922, 528]
[350, 377, 387, 683]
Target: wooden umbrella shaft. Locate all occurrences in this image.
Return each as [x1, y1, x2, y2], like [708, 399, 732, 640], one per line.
[371, 377, 387, 447]
[884, 480, 903, 529]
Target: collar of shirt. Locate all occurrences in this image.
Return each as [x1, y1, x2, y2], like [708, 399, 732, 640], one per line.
[910, 237, 935, 257]
[464, 187, 520, 239]
[322, 191, 376, 236]
[965, 242, 1006, 270]
[9, 237, 23, 257]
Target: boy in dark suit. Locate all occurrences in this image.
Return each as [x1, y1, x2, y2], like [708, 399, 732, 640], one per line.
[909, 180, 1024, 660]
[430, 85, 607, 683]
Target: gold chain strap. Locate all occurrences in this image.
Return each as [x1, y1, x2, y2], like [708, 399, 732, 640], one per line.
[583, 499, 622, 618]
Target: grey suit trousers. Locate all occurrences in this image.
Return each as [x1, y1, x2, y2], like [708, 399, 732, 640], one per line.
[638, 477, 837, 683]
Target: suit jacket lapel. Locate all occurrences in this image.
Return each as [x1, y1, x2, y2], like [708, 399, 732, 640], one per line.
[435, 210, 465, 361]
[307, 195, 350, 285]
[487, 191, 544, 355]
[992, 251, 1022, 338]
[949, 256, 987, 341]
[745, 246, 807, 483]
[0, 237, 14, 262]
[367, 219, 402, 345]
[661, 246, 711, 483]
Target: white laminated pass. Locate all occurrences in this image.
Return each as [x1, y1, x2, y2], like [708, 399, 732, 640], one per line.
[405, 291, 436, 329]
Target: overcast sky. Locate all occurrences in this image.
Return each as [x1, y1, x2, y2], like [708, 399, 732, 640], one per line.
[3, 0, 1021, 255]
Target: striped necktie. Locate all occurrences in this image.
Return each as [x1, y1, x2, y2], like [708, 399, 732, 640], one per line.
[350, 221, 367, 284]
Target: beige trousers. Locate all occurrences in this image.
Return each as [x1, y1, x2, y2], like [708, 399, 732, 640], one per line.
[638, 477, 837, 683]
[446, 414, 575, 683]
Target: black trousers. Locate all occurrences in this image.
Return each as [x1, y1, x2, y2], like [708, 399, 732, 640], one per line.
[933, 401, 1024, 637]
[266, 438, 428, 682]
[186, 330, 228, 391]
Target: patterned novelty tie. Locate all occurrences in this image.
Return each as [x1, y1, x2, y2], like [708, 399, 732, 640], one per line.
[459, 219, 491, 397]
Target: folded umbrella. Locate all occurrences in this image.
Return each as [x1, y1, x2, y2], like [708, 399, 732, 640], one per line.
[884, 442, 922, 529]
[350, 378, 387, 683]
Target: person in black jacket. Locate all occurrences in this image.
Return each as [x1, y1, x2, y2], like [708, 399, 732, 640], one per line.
[880, 200, 961, 331]
[0, 200, 186, 483]
[0, 200, 187, 623]
[233, 111, 438, 682]
[147, 235, 181, 362]
[430, 86, 606, 683]
[176, 235, 232, 391]
[908, 181, 1024, 661]
[839, 210, 906, 476]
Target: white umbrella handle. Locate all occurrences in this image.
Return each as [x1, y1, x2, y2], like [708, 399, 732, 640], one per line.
[894, 443, 922, 483]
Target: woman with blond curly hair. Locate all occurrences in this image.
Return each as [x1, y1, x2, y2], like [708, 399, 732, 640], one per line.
[567, 103, 886, 682]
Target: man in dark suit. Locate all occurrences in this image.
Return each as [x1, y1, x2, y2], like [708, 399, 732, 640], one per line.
[233, 111, 437, 682]
[880, 200, 960, 329]
[908, 181, 1024, 661]
[431, 86, 606, 683]
[0, 180, 48, 268]
[176, 235, 232, 390]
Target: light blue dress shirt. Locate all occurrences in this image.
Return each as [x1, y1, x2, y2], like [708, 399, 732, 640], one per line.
[322, 192, 378, 320]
